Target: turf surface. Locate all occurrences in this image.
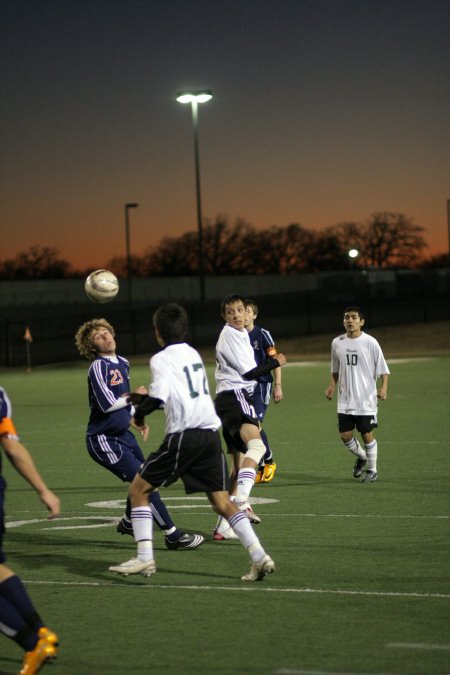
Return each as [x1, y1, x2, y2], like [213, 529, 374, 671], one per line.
[0, 355, 449, 674]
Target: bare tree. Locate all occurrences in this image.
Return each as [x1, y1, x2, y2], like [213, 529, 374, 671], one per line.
[202, 216, 255, 274]
[310, 222, 366, 270]
[360, 213, 427, 268]
[141, 232, 199, 275]
[0, 246, 73, 279]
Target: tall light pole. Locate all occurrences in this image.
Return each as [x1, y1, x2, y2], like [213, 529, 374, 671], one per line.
[447, 199, 450, 256]
[176, 90, 213, 302]
[125, 202, 138, 353]
[125, 202, 139, 306]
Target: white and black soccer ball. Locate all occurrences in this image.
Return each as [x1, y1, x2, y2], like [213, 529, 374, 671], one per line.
[85, 269, 119, 304]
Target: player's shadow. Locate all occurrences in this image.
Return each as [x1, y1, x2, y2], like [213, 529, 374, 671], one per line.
[6, 527, 212, 582]
[256, 471, 348, 486]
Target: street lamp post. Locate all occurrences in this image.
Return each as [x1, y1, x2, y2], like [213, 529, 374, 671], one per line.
[125, 202, 138, 352]
[447, 199, 450, 256]
[125, 202, 139, 305]
[176, 90, 213, 302]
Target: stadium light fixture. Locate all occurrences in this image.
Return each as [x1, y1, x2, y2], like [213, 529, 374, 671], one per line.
[176, 90, 213, 301]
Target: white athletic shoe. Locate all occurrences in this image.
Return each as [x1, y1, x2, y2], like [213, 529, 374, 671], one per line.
[109, 557, 156, 577]
[237, 501, 261, 524]
[241, 554, 275, 582]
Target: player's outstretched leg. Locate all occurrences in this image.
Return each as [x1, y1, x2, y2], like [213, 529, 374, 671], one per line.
[116, 494, 205, 550]
[20, 627, 59, 675]
[210, 495, 275, 582]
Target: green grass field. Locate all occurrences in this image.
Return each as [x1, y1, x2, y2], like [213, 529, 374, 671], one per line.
[1, 356, 449, 675]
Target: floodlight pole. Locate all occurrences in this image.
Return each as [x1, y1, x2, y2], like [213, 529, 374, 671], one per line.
[177, 90, 212, 302]
[125, 202, 138, 352]
[191, 99, 205, 302]
[447, 199, 450, 256]
[125, 203, 138, 305]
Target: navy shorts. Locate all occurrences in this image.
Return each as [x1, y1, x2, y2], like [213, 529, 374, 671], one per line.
[214, 389, 259, 454]
[86, 429, 145, 482]
[252, 382, 272, 421]
[140, 428, 230, 494]
[338, 413, 378, 434]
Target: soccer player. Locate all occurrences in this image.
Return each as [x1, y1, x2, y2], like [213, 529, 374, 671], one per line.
[74, 318, 204, 550]
[213, 294, 286, 539]
[0, 386, 60, 675]
[108, 303, 276, 581]
[245, 299, 282, 483]
[324, 306, 390, 482]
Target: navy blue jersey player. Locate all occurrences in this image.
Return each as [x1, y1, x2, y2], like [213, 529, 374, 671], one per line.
[0, 386, 60, 674]
[75, 318, 204, 550]
[245, 300, 283, 483]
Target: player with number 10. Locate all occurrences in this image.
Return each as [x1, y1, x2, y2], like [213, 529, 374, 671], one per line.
[324, 306, 390, 483]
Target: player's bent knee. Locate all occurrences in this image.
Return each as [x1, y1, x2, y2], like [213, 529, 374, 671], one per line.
[246, 438, 266, 464]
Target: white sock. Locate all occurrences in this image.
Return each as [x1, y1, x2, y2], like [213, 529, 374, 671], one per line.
[228, 511, 265, 563]
[343, 437, 366, 459]
[365, 440, 377, 472]
[235, 468, 256, 504]
[131, 506, 154, 562]
[215, 516, 233, 534]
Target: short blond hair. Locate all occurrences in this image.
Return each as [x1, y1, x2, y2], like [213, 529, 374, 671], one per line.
[75, 318, 115, 360]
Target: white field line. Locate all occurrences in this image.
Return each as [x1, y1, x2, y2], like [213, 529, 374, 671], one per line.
[274, 670, 398, 675]
[5, 511, 449, 528]
[386, 642, 450, 651]
[275, 670, 397, 675]
[285, 357, 435, 367]
[20, 580, 450, 599]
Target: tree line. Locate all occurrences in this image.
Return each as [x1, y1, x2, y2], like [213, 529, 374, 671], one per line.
[1, 212, 448, 280]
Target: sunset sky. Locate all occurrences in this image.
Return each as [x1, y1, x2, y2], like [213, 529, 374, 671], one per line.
[1, 0, 449, 270]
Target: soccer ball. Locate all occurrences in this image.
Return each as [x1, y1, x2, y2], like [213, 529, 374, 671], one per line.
[85, 269, 119, 303]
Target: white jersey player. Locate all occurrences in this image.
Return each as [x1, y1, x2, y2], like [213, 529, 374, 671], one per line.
[215, 322, 256, 395]
[108, 303, 277, 582]
[213, 295, 286, 538]
[325, 306, 389, 483]
[150, 342, 221, 434]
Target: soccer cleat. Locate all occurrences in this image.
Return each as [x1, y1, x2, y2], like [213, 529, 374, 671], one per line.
[237, 501, 261, 524]
[361, 470, 378, 483]
[353, 457, 367, 478]
[254, 467, 264, 484]
[20, 637, 57, 675]
[261, 462, 277, 483]
[241, 554, 276, 582]
[37, 627, 59, 648]
[109, 557, 156, 577]
[212, 524, 239, 540]
[116, 518, 133, 536]
[165, 533, 205, 550]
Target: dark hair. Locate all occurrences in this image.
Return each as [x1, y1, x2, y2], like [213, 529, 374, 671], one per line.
[220, 294, 247, 316]
[153, 303, 188, 344]
[344, 305, 365, 320]
[245, 298, 259, 315]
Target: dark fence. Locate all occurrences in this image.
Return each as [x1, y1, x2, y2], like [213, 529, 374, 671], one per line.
[1, 269, 449, 367]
